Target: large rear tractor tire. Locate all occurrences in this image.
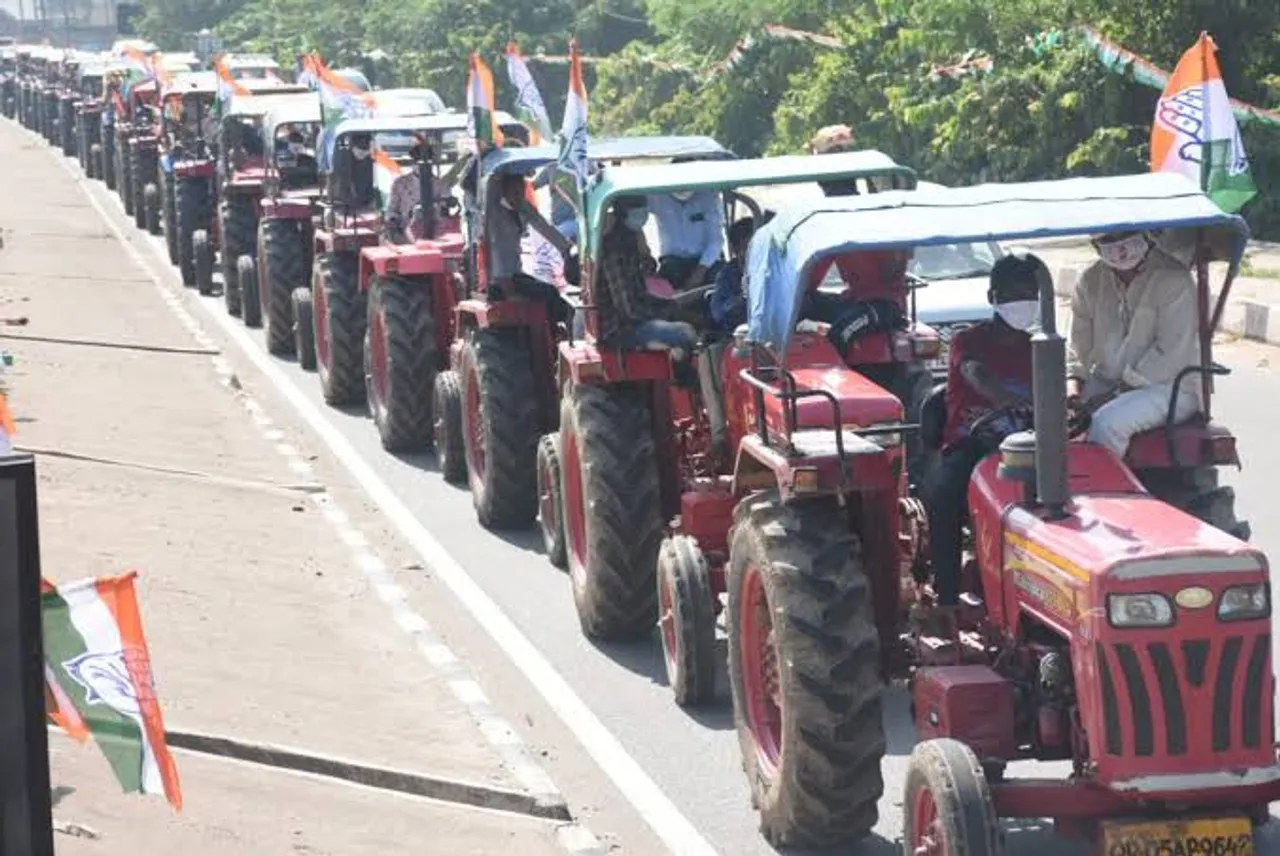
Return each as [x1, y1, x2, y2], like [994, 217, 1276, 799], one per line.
[220, 195, 258, 318]
[1142, 467, 1252, 541]
[558, 384, 664, 639]
[260, 218, 307, 357]
[160, 170, 178, 265]
[176, 177, 212, 287]
[143, 184, 161, 235]
[91, 143, 105, 184]
[727, 493, 885, 848]
[193, 229, 214, 296]
[365, 276, 435, 451]
[658, 535, 717, 707]
[101, 139, 115, 189]
[116, 138, 133, 215]
[129, 145, 152, 231]
[313, 251, 366, 404]
[460, 328, 538, 529]
[432, 370, 466, 484]
[536, 434, 566, 569]
[293, 288, 317, 371]
[903, 739, 1005, 856]
[239, 256, 261, 329]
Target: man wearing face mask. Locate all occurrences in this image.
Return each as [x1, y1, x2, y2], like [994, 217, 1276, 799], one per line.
[1067, 230, 1199, 457]
[596, 195, 704, 354]
[921, 253, 1040, 630]
[646, 171, 725, 291]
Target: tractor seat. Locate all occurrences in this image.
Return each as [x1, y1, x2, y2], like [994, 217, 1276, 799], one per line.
[1123, 415, 1238, 470]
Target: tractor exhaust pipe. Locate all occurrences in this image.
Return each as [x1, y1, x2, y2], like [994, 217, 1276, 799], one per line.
[1031, 263, 1069, 518]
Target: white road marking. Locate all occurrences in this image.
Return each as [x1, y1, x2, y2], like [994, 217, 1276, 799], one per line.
[54, 143, 714, 855]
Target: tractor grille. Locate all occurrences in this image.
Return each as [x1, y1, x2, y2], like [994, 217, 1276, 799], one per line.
[1095, 635, 1272, 757]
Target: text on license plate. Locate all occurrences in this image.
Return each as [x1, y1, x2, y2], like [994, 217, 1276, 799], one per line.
[1102, 815, 1253, 856]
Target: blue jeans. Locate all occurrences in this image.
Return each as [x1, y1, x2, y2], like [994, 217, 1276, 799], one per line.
[628, 319, 698, 353]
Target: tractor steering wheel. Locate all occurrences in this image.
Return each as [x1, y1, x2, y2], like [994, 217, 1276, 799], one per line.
[965, 404, 1034, 449]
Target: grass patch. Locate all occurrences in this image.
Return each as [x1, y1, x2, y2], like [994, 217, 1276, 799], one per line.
[1240, 259, 1280, 279]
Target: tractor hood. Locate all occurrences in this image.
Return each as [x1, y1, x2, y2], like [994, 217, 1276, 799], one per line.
[1004, 492, 1266, 584]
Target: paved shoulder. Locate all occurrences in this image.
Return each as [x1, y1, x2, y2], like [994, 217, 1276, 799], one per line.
[0, 120, 591, 855]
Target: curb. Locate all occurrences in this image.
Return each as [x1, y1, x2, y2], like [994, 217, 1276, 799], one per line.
[1050, 262, 1280, 346]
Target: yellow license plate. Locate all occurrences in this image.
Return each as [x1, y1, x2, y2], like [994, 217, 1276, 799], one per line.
[1101, 815, 1253, 856]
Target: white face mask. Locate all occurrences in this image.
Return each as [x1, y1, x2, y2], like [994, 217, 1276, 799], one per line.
[671, 191, 693, 202]
[351, 146, 371, 161]
[1097, 234, 1150, 271]
[995, 300, 1038, 331]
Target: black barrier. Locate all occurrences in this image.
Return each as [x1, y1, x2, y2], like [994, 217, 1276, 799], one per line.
[0, 454, 54, 855]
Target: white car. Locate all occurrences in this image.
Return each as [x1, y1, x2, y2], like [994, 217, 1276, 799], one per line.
[910, 239, 1004, 379]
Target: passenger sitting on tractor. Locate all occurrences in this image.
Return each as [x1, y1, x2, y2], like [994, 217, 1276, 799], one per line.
[646, 177, 725, 290]
[1067, 230, 1199, 457]
[710, 215, 764, 332]
[922, 253, 1041, 624]
[485, 171, 576, 330]
[384, 138, 448, 244]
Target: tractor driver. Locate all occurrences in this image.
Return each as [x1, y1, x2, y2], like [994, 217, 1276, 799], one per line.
[922, 252, 1042, 626]
[385, 137, 452, 244]
[485, 171, 576, 331]
[1067, 230, 1200, 457]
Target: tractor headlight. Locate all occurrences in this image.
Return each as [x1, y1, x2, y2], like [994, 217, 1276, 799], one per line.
[1218, 583, 1270, 622]
[1108, 593, 1174, 628]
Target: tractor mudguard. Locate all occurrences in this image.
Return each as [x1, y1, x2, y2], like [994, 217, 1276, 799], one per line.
[730, 430, 896, 502]
[360, 243, 445, 279]
[454, 297, 546, 333]
[556, 339, 672, 387]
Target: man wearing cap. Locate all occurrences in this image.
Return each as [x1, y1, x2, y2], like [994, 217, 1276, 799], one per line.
[1067, 231, 1199, 457]
[922, 252, 1042, 627]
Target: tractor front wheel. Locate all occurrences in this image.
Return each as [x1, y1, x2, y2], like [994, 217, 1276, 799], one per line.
[239, 256, 261, 328]
[433, 370, 466, 484]
[365, 276, 435, 451]
[658, 535, 717, 707]
[293, 288, 316, 370]
[313, 251, 366, 404]
[193, 230, 214, 296]
[260, 219, 306, 356]
[558, 383, 664, 639]
[143, 184, 161, 235]
[727, 492, 885, 848]
[536, 434, 566, 568]
[91, 143, 105, 185]
[904, 739, 1005, 856]
[460, 328, 538, 529]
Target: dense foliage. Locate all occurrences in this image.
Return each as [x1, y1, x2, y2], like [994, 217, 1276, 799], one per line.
[134, 0, 1280, 235]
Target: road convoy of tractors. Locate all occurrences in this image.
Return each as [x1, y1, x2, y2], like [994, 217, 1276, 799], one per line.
[4, 36, 1278, 856]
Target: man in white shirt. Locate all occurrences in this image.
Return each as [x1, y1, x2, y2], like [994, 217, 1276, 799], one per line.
[646, 185, 725, 291]
[1067, 230, 1200, 457]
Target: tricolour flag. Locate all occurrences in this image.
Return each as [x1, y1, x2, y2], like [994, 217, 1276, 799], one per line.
[504, 42, 553, 144]
[213, 58, 250, 118]
[467, 52, 504, 152]
[42, 572, 182, 810]
[555, 38, 590, 219]
[1151, 32, 1257, 213]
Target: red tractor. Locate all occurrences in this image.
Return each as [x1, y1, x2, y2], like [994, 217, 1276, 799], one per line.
[213, 89, 312, 317]
[713, 173, 1275, 854]
[305, 111, 511, 407]
[548, 152, 926, 670]
[239, 98, 324, 345]
[345, 113, 523, 451]
[436, 136, 735, 529]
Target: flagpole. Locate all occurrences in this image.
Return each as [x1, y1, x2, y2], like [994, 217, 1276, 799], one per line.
[1199, 31, 1211, 193]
